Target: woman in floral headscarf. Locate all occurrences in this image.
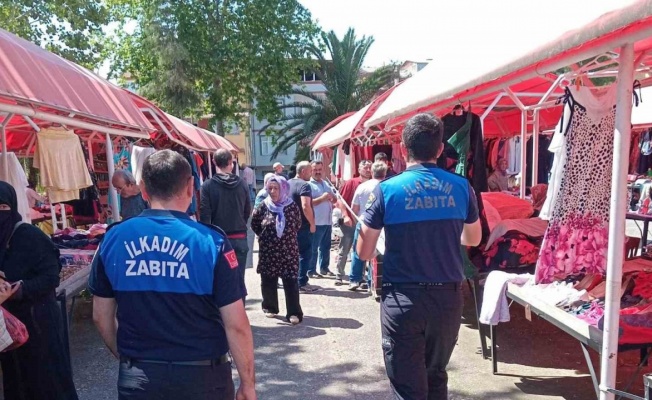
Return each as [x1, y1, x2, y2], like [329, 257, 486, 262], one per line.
[251, 175, 303, 324]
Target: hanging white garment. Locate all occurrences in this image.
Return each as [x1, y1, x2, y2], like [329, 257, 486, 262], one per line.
[131, 146, 156, 185]
[0, 153, 31, 223]
[342, 152, 353, 181]
[34, 128, 92, 203]
[539, 102, 572, 220]
[507, 137, 522, 175]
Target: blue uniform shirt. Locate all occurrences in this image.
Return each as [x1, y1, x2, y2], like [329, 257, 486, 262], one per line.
[362, 163, 479, 284]
[89, 209, 246, 361]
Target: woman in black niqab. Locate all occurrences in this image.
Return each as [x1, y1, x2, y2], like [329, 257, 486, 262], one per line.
[0, 181, 23, 264]
[0, 181, 78, 400]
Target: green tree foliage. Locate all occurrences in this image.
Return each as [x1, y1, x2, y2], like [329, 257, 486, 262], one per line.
[0, 0, 114, 69]
[107, 0, 319, 133]
[260, 28, 398, 160]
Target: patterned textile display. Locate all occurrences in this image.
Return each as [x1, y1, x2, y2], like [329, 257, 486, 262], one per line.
[482, 231, 542, 271]
[536, 86, 617, 283]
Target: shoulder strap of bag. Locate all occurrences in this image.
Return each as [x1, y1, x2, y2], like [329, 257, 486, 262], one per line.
[5, 221, 25, 250]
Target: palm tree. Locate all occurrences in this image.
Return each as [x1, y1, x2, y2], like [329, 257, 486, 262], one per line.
[260, 28, 397, 160]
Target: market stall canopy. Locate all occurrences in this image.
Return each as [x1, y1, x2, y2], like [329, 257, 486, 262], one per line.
[0, 28, 153, 139]
[365, 0, 652, 130]
[164, 112, 217, 151]
[313, 104, 371, 150]
[204, 130, 240, 153]
[309, 112, 355, 148]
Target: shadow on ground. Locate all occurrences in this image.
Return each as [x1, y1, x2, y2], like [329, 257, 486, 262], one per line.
[247, 323, 390, 400]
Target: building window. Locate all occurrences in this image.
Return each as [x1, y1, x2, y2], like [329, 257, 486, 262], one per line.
[298, 69, 318, 82]
[260, 135, 273, 156]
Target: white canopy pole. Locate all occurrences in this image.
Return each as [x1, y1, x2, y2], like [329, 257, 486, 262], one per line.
[599, 42, 634, 400]
[519, 110, 527, 199]
[105, 132, 120, 222]
[207, 151, 213, 178]
[0, 113, 14, 179]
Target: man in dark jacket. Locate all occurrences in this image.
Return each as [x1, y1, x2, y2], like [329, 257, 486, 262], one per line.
[200, 149, 252, 290]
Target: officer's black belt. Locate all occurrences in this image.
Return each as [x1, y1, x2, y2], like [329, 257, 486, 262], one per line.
[382, 282, 460, 290]
[120, 354, 229, 367]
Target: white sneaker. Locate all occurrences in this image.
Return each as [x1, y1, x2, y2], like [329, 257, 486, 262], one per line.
[264, 312, 277, 318]
[289, 316, 300, 325]
[348, 282, 360, 291]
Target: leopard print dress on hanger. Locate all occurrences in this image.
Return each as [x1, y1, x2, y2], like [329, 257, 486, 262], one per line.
[536, 85, 617, 283]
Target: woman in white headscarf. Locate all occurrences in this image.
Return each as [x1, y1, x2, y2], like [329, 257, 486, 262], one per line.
[251, 176, 303, 324]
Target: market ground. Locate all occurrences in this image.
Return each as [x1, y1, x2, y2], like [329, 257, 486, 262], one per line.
[6, 219, 652, 399]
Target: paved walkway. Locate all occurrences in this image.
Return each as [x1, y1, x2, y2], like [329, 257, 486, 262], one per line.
[62, 238, 652, 399]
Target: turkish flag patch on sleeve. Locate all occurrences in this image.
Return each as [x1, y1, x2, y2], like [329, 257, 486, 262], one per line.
[224, 250, 239, 269]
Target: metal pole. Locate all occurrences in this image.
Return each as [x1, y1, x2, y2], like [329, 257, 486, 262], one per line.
[105, 132, 120, 222]
[207, 151, 213, 178]
[0, 113, 14, 180]
[1, 125, 7, 180]
[0, 103, 148, 139]
[61, 203, 67, 229]
[532, 110, 540, 187]
[519, 110, 527, 199]
[599, 42, 635, 400]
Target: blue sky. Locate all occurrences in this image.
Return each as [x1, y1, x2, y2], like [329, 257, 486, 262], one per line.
[299, 0, 638, 69]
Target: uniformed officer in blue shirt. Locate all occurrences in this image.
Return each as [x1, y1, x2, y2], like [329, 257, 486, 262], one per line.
[357, 114, 482, 400]
[89, 150, 257, 400]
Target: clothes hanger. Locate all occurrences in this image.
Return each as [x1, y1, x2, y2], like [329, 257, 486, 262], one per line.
[452, 102, 465, 116]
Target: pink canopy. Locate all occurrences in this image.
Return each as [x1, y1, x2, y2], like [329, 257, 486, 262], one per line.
[127, 91, 239, 152]
[0, 28, 153, 137]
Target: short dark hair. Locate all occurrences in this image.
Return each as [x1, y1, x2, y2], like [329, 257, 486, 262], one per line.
[374, 152, 388, 161]
[213, 149, 233, 169]
[142, 150, 191, 201]
[402, 114, 443, 162]
[310, 160, 323, 166]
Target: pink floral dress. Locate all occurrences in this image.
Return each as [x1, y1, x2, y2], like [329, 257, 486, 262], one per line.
[536, 86, 616, 283]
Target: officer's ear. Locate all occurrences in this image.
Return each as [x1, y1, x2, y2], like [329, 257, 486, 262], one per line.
[436, 142, 444, 158]
[399, 142, 409, 161]
[185, 176, 194, 198]
[139, 181, 150, 202]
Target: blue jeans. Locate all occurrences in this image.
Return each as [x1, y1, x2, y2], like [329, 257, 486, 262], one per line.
[310, 225, 332, 275]
[349, 222, 367, 283]
[297, 226, 314, 287]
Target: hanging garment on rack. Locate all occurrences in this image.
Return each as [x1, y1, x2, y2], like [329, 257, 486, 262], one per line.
[525, 135, 553, 186]
[637, 129, 652, 174]
[439, 111, 488, 193]
[0, 153, 31, 223]
[507, 137, 522, 175]
[391, 142, 406, 173]
[130, 146, 156, 185]
[113, 144, 131, 172]
[34, 128, 92, 203]
[630, 130, 643, 174]
[540, 102, 572, 220]
[536, 85, 617, 284]
[193, 153, 204, 181]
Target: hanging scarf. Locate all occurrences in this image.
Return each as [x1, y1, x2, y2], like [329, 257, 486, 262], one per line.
[263, 176, 294, 238]
[0, 181, 23, 268]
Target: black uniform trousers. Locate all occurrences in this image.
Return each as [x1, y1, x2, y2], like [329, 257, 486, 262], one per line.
[117, 359, 234, 399]
[381, 285, 463, 400]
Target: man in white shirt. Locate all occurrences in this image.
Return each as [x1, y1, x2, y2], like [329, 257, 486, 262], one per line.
[240, 163, 256, 202]
[308, 161, 337, 278]
[349, 161, 387, 290]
